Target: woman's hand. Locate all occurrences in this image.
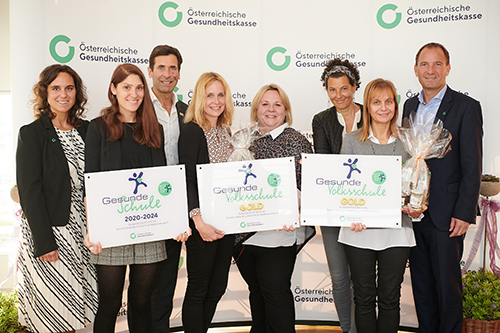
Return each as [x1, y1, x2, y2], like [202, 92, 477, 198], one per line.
[278, 224, 296, 232]
[174, 229, 191, 242]
[401, 204, 427, 219]
[39, 250, 59, 262]
[193, 215, 224, 242]
[84, 234, 102, 255]
[350, 222, 366, 233]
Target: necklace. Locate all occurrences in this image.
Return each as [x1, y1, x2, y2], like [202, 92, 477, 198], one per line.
[369, 140, 397, 155]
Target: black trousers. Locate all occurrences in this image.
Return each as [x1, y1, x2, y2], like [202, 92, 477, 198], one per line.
[151, 239, 182, 333]
[344, 244, 410, 333]
[409, 217, 464, 333]
[181, 234, 234, 333]
[235, 244, 297, 333]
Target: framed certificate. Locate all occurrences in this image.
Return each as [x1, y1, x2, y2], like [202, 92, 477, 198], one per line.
[301, 154, 402, 228]
[85, 165, 189, 248]
[196, 157, 299, 234]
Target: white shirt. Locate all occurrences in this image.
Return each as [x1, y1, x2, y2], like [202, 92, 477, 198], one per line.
[151, 87, 180, 165]
[337, 108, 362, 136]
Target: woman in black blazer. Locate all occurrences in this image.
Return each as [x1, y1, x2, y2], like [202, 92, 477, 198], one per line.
[16, 64, 98, 333]
[84, 63, 188, 333]
[311, 58, 363, 333]
[178, 72, 234, 333]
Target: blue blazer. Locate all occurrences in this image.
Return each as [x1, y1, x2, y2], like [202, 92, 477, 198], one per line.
[402, 86, 483, 230]
[16, 113, 89, 257]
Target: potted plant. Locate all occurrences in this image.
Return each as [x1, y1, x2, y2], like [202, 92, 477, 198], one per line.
[462, 270, 500, 332]
[480, 174, 500, 197]
[0, 290, 29, 333]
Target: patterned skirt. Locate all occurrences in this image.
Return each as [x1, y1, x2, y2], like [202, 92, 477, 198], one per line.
[17, 189, 98, 332]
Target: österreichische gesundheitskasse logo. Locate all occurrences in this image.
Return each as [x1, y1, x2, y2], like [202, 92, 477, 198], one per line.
[266, 46, 291, 71]
[49, 35, 75, 63]
[159, 1, 258, 28]
[376, 3, 483, 29]
[377, 4, 402, 29]
[266, 46, 367, 72]
[159, 1, 183, 27]
[49, 35, 148, 64]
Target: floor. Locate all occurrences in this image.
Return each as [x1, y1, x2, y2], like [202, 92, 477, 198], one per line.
[204, 325, 414, 332]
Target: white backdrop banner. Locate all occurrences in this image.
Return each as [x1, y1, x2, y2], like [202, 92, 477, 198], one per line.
[10, 0, 500, 331]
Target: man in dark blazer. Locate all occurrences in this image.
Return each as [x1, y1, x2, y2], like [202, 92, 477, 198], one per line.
[148, 44, 189, 333]
[403, 43, 483, 333]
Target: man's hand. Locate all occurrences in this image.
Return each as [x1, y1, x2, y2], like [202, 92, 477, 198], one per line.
[449, 217, 469, 237]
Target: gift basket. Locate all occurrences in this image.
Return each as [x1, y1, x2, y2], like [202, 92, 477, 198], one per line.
[227, 124, 259, 162]
[397, 111, 452, 210]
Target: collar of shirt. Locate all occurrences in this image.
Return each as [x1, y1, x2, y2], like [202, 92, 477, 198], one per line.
[417, 84, 447, 106]
[150, 87, 178, 117]
[261, 123, 288, 140]
[368, 127, 397, 144]
[336, 107, 362, 133]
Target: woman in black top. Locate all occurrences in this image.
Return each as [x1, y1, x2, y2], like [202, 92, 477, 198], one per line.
[84, 63, 188, 333]
[16, 64, 98, 333]
[178, 72, 234, 333]
[311, 58, 363, 333]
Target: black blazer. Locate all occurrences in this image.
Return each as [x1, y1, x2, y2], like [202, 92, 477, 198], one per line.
[16, 113, 89, 257]
[176, 100, 188, 130]
[85, 117, 166, 173]
[312, 103, 364, 154]
[402, 87, 483, 229]
[178, 121, 211, 247]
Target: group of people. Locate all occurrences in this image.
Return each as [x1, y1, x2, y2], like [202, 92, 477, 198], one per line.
[15, 41, 482, 333]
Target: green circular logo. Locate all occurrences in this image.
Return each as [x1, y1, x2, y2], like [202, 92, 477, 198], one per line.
[267, 173, 281, 187]
[377, 4, 402, 29]
[240, 222, 246, 228]
[159, 2, 183, 27]
[372, 170, 387, 185]
[158, 181, 173, 196]
[49, 35, 75, 63]
[266, 46, 291, 71]
[130, 233, 137, 239]
[339, 216, 346, 222]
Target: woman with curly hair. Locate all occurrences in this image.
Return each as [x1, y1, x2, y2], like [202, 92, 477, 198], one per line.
[311, 58, 363, 333]
[16, 64, 98, 333]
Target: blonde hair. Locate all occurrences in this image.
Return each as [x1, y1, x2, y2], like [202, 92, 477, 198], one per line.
[358, 78, 399, 142]
[184, 72, 233, 128]
[250, 84, 293, 126]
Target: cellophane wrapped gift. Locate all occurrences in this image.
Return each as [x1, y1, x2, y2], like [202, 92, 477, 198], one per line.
[227, 124, 258, 162]
[397, 111, 452, 210]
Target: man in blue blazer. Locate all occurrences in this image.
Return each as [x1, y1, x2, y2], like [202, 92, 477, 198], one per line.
[403, 42, 483, 333]
[148, 44, 189, 333]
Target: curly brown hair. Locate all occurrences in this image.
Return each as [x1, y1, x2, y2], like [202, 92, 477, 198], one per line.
[320, 58, 361, 90]
[30, 64, 87, 127]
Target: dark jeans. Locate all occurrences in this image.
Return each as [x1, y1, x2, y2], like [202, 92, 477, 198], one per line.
[181, 234, 234, 333]
[409, 217, 464, 333]
[235, 244, 297, 333]
[344, 245, 410, 333]
[94, 262, 161, 333]
[151, 239, 182, 333]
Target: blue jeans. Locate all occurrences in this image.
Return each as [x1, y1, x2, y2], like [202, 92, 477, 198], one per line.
[321, 226, 356, 333]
